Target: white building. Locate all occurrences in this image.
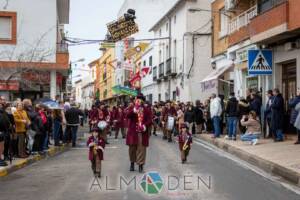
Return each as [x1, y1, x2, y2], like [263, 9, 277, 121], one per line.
[0, 0, 70, 100]
[143, 0, 212, 103]
[115, 0, 175, 89]
[74, 79, 82, 105]
[81, 76, 94, 110]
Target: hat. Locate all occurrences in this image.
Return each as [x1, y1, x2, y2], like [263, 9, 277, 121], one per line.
[136, 93, 145, 101]
[180, 123, 188, 129]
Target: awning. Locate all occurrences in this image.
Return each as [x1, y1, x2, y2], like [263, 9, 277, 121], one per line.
[200, 64, 234, 83]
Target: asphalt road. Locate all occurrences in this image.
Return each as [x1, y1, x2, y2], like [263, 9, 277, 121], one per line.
[0, 131, 299, 200]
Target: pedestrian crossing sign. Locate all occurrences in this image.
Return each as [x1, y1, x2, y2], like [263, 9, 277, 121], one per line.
[248, 49, 273, 75]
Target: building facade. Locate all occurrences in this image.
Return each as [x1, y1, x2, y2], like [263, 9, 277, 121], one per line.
[0, 0, 70, 100]
[95, 48, 116, 103]
[147, 0, 212, 102]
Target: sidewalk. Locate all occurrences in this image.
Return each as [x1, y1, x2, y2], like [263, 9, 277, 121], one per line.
[195, 133, 300, 186]
[0, 126, 89, 177]
[0, 144, 70, 177]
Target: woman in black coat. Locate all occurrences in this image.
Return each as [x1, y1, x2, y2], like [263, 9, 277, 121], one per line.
[271, 89, 285, 142]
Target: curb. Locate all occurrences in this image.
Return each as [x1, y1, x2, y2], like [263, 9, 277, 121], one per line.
[0, 145, 70, 178]
[196, 134, 300, 187]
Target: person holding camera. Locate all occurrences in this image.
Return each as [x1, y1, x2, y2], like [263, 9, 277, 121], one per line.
[240, 111, 261, 145]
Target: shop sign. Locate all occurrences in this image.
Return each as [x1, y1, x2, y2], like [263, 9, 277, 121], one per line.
[0, 80, 19, 91]
[107, 17, 139, 42]
[248, 49, 272, 75]
[201, 80, 217, 92]
[112, 85, 138, 97]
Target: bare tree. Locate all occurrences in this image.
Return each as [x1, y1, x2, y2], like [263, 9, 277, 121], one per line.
[0, 27, 57, 90]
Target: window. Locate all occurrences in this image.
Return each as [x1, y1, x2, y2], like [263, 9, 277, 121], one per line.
[143, 60, 146, 67]
[0, 12, 17, 44]
[166, 23, 169, 32]
[0, 17, 11, 39]
[158, 93, 161, 101]
[219, 8, 228, 38]
[149, 56, 153, 66]
[172, 91, 176, 101]
[258, 0, 285, 13]
[174, 15, 176, 24]
[159, 29, 162, 37]
[159, 50, 162, 63]
[166, 45, 169, 59]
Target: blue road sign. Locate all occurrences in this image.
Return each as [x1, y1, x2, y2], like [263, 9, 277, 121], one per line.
[248, 49, 273, 75]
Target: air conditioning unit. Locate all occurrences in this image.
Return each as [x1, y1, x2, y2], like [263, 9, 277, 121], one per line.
[225, 0, 237, 11]
[284, 42, 297, 51]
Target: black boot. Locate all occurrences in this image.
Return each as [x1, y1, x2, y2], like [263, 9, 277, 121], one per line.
[168, 138, 172, 142]
[130, 162, 135, 171]
[139, 164, 144, 173]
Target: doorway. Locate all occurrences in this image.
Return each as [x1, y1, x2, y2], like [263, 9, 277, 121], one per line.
[282, 61, 297, 133]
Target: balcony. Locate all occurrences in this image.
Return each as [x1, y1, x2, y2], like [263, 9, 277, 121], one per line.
[166, 57, 177, 77]
[56, 42, 69, 70]
[229, 5, 257, 34]
[159, 62, 164, 79]
[250, 0, 288, 43]
[153, 66, 157, 81]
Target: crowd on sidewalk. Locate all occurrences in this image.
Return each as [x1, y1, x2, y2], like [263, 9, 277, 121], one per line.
[1, 87, 300, 170]
[0, 96, 85, 167]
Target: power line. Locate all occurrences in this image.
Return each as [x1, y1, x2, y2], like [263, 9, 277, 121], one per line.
[65, 36, 170, 46]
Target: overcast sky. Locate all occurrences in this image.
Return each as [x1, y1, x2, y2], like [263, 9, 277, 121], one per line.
[65, 0, 124, 79]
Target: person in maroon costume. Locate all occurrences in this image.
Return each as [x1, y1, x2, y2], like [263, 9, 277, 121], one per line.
[97, 104, 110, 144]
[126, 94, 152, 173]
[87, 128, 105, 178]
[115, 106, 126, 139]
[88, 105, 98, 132]
[162, 101, 177, 142]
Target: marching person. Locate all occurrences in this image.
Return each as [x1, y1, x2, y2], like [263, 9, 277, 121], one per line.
[89, 105, 98, 132]
[178, 123, 192, 164]
[163, 102, 177, 142]
[194, 100, 204, 134]
[126, 94, 151, 173]
[87, 127, 105, 178]
[115, 106, 126, 139]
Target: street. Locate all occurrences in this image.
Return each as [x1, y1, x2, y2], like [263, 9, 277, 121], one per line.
[0, 132, 299, 200]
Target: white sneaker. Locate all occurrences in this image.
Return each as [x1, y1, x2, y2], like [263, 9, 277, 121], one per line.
[252, 139, 258, 146]
[224, 135, 230, 140]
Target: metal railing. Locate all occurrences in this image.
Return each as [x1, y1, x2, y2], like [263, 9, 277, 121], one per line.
[229, 5, 257, 34]
[159, 62, 164, 78]
[166, 58, 171, 74]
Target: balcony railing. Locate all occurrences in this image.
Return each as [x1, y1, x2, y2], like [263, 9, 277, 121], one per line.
[229, 5, 257, 34]
[57, 42, 69, 53]
[166, 58, 171, 74]
[159, 62, 164, 78]
[153, 66, 157, 81]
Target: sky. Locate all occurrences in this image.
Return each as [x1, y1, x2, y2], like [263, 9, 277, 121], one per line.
[65, 0, 124, 80]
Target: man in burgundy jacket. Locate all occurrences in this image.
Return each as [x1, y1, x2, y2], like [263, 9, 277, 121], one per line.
[126, 94, 151, 173]
[162, 102, 177, 142]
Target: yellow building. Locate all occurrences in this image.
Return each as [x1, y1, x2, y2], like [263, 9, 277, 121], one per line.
[95, 48, 116, 102]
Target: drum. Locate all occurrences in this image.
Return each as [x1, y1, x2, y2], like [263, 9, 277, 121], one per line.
[98, 120, 108, 130]
[167, 116, 175, 131]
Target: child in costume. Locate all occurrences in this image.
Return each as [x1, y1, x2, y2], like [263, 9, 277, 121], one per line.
[178, 123, 192, 164]
[87, 128, 105, 178]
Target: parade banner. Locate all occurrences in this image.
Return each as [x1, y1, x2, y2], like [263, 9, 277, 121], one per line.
[112, 85, 138, 96]
[107, 17, 139, 42]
